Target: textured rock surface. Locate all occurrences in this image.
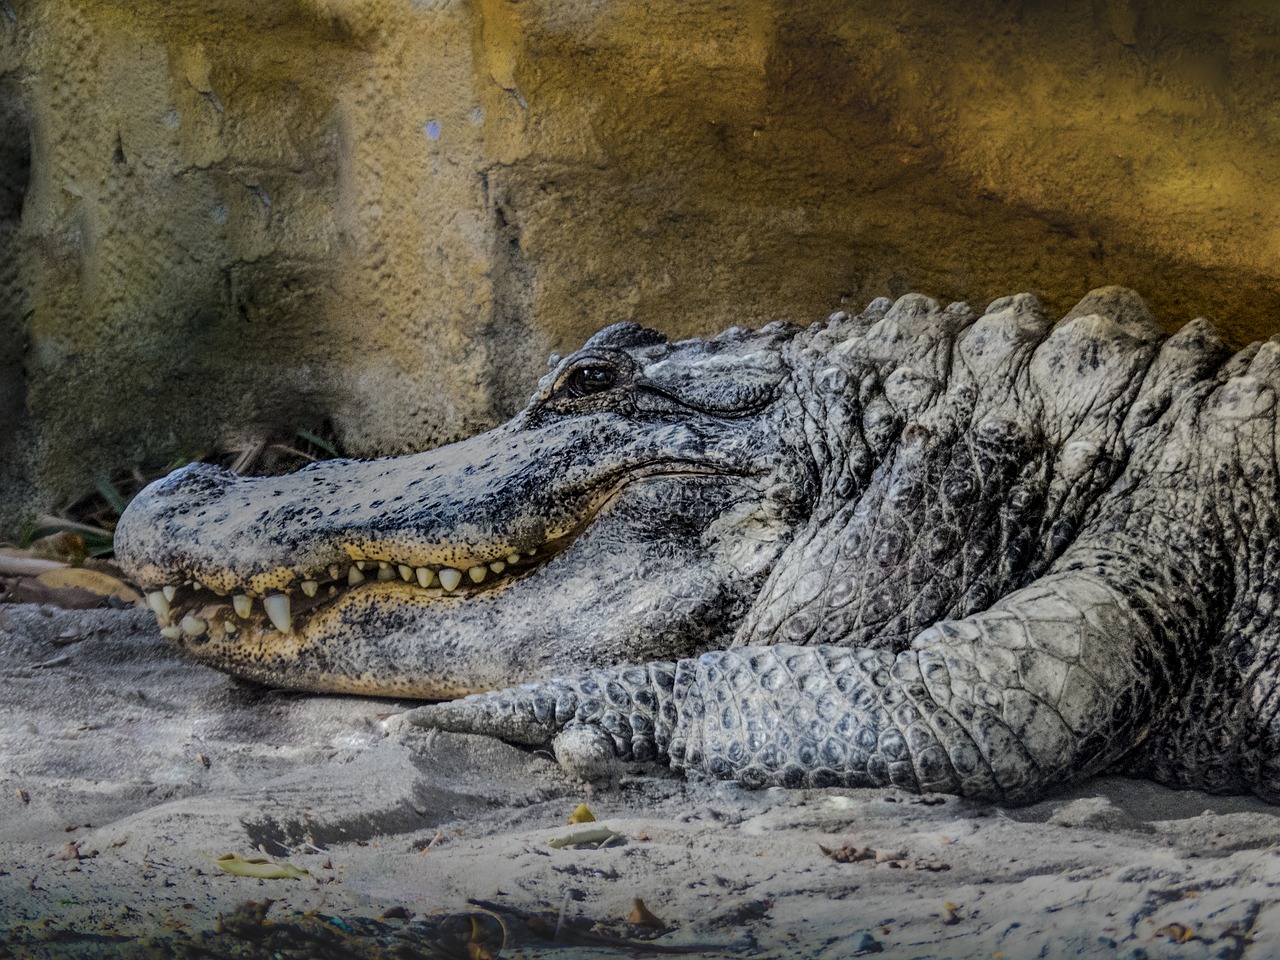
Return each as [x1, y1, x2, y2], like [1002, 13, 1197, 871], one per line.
[5, 1, 1280, 533]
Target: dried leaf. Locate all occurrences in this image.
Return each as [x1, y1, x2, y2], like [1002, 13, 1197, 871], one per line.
[28, 532, 88, 565]
[51, 840, 96, 861]
[1154, 922, 1196, 943]
[627, 898, 665, 928]
[820, 842, 948, 872]
[819, 843, 876, 863]
[213, 853, 310, 880]
[567, 802, 596, 824]
[466, 915, 500, 959]
[36, 567, 141, 605]
[28, 516, 115, 558]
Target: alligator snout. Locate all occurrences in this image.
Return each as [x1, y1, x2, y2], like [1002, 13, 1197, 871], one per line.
[116, 430, 589, 639]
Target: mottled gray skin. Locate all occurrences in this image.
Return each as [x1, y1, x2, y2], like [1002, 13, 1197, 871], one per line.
[117, 287, 1280, 804]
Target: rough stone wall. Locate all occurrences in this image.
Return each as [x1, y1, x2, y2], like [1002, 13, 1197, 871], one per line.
[3, 0, 1280, 534]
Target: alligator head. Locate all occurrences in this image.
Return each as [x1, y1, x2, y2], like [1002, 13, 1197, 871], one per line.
[115, 319, 831, 698]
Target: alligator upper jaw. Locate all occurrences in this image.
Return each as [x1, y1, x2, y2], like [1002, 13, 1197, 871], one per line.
[121, 468, 782, 699]
[140, 541, 557, 644]
[117, 435, 745, 652]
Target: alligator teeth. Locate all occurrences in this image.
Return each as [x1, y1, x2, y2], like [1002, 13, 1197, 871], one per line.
[264, 594, 292, 633]
[160, 539, 550, 631]
[147, 590, 171, 620]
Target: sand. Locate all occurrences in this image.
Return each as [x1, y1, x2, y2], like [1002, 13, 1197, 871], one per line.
[3, 603, 1280, 959]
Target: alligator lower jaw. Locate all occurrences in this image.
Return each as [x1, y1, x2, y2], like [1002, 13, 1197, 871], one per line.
[141, 544, 552, 641]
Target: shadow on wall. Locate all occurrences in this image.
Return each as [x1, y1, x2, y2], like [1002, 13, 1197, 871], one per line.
[0, 65, 31, 530]
[3, 0, 1280, 537]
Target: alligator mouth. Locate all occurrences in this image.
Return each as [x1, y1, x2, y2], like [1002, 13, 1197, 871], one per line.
[141, 532, 573, 644]
[126, 453, 751, 659]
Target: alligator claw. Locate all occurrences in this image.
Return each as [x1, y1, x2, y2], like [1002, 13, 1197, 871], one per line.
[406, 661, 679, 773]
[405, 687, 567, 747]
[552, 724, 637, 781]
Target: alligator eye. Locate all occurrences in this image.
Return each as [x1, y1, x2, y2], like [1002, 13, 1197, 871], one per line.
[564, 364, 618, 398]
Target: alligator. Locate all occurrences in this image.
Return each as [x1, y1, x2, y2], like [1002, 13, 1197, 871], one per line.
[115, 287, 1280, 804]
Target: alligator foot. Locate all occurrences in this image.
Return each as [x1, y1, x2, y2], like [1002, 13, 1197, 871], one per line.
[405, 661, 680, 780]
[409, 556, 1194, 800]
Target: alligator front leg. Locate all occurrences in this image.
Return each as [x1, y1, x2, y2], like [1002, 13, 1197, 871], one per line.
[409, 555, 1189, 803]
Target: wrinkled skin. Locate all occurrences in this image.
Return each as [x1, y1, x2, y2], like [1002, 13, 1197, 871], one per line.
[117, 287, 1280, 803]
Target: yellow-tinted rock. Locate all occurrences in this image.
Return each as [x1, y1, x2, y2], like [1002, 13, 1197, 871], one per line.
[3, 1, 1280, 532]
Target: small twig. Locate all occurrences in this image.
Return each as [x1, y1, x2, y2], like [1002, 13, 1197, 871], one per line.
[0, 551, 67, 577]
[554, 892, 570, 941]
[547, 826, 620, 849]
[417, 830, 445, 857]
[229, 441, 266, 475]
[267, 443, 320, 463]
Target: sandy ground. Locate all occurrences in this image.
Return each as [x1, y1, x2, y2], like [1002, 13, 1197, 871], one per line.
[3, 604, 1280, 959]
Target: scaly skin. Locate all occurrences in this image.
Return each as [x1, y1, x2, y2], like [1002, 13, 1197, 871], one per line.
[117, 287, 1280, 802]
